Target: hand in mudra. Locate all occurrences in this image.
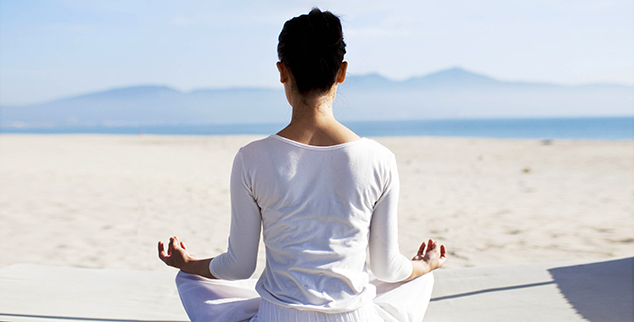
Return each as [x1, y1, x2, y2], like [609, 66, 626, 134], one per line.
[158, 236, 197, 270]
[413, 239, 447, 271]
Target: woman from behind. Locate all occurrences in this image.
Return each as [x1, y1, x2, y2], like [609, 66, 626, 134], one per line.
[159, 8, 447, 322]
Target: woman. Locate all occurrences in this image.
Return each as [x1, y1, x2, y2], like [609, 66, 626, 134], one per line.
[159, 8, 447, 322]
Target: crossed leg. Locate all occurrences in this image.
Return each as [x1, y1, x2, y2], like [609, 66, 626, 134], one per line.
[176, 271, 434, 322]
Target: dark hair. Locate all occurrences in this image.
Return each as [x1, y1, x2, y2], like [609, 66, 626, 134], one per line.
[277, 8, 346, 95]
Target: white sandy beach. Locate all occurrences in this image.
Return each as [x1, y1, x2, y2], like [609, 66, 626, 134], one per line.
[0, 134, 632, 273]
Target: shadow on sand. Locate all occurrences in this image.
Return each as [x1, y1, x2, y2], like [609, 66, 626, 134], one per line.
[548, 257, 633, 322]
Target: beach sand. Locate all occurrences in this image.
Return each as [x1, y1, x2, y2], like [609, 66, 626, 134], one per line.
[0, 134, 632, 273]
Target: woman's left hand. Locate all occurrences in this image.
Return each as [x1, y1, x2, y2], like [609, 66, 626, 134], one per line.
[158, 236, 216, 279]
[158, 236, 196, 270]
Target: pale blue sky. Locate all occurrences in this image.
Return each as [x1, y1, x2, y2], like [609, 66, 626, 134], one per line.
[1, 0, 632, 105]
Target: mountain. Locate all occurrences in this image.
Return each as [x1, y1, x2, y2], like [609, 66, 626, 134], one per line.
[2, 68, 632, 128]
[335, 68, 633, 120]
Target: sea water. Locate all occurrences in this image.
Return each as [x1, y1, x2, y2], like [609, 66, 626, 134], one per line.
[2, 117, 632, 140]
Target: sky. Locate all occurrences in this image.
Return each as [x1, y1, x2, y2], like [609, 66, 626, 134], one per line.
[1, 0, 633, 105]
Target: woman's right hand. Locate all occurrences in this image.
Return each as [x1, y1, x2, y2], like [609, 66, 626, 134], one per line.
[406, 239, 447, 281]
[413, 239, 447, 271]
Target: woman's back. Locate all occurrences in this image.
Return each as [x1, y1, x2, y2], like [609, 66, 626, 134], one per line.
[244, 135, 399, 311]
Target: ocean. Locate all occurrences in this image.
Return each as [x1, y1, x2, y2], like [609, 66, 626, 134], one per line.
[1, 117, 632, 140]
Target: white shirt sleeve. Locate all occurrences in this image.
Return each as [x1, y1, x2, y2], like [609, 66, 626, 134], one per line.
[209, 149, 262, 280]
[368, 154, 413, 282]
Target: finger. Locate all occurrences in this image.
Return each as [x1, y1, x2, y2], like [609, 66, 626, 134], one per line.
[418, 242, 427, 256]
[427, 239, 436, 251]
[170, 236, 179, 252]
[158, 241, 167, 260]
[181, 241, 187, 251]
[439, 244, 448, 266]
[167, 237, 176, 255]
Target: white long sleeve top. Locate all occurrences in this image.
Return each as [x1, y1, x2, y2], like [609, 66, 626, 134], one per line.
[209, 135, 413, 313]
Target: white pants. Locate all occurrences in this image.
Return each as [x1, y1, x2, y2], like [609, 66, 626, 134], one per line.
[176, 271, 434, 322]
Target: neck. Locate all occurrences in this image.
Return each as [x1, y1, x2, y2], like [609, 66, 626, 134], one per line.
[288, 86, 337, 126]
[277, 83, 360, 146]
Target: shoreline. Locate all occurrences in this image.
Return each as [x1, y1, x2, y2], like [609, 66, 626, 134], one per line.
[2, 116, 633, 141]
[2, 132, 633, 142]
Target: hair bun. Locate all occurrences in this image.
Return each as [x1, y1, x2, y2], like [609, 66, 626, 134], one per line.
[307, 8, 342, 50]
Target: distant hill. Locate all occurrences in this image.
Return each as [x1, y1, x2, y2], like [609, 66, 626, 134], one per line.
[2, 68, 632, 128]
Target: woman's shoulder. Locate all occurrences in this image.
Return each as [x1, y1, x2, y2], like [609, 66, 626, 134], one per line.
[241, 135, 275, 149]
[361, 138, 393, 154]
[235, 135, 293, 160]
[352, 138, 395, 162]
[234, 135, 275, 159]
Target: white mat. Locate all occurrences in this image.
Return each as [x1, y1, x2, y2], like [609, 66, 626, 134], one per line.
[0, 257, 631, 322]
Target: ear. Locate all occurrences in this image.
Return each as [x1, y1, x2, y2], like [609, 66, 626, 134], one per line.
[336, 61, 348, 84]
[277, 62, 288, 83]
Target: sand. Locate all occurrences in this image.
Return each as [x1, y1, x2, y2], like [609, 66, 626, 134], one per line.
[0, 134, 632, 273]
